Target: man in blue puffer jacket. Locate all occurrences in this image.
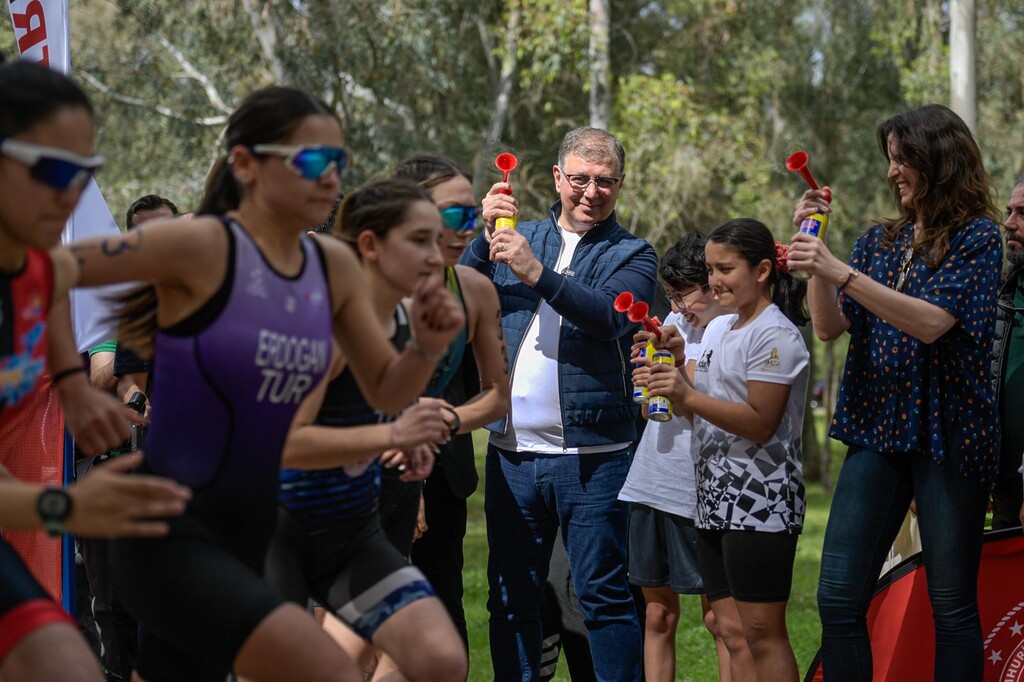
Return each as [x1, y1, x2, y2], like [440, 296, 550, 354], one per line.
[461, 127, 657, 681]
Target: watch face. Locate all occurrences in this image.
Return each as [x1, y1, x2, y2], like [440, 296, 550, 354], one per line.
[38, 489, 72, 520]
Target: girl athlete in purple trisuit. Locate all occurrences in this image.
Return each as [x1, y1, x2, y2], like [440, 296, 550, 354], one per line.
[58, 86, 463, 682]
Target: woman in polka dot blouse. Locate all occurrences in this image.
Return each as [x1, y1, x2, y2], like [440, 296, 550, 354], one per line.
[787, 104, 1002, 682]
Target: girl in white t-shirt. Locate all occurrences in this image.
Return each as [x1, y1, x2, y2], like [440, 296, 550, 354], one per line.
[619, 232, 735, 682]
[648, 218, 810, 682]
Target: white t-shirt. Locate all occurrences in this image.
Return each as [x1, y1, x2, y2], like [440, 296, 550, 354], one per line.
[692, 305, 809, 533]
[492, 226, 627, 455]
[618, 312, 703, 519]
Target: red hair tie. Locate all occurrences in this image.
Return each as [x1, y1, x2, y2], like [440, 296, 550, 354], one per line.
[774, 241, 790, 275]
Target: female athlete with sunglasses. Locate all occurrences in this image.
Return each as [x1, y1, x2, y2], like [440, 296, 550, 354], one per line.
[392, 155, 511, 649]
[266, 178, 472, 681]
[57, 85, 464, 682]
[0, 60, 191, 682]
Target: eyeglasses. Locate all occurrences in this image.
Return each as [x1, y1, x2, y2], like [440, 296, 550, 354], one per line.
[0, 138, 104, 191]
[439, 205, 481, 233]
[669, 284, 708, 309]
[557, 167, 622, 192]
[893, 247, 914, 293]
[249, 144, 348, 180]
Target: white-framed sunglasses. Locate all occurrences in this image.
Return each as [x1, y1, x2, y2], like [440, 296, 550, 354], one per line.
[249, 144, 349, 181]
[0, 138, 104, 191]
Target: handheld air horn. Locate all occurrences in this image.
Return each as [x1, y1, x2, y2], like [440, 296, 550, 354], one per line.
[785, 151, 832, 203]
[785, 150, 832, 280]
[494, 153, 519, 230]
[614, 292, 662, 338]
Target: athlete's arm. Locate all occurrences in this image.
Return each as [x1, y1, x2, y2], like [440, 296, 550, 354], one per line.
[450, 267, 509, 433]
[282, 347, 448, 469]
[316, 236, 464, 414]
[46, 255, 142, 454]
[0, 454, 190, 537]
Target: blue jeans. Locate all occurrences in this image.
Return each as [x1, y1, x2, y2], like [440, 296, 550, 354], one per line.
[817, 446, 989, 681]
[485, 445, 642, 681]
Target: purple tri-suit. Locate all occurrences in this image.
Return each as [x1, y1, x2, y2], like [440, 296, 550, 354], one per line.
[110, 219, 333, 682]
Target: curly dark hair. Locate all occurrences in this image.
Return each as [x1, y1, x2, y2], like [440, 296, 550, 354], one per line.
[876, 104, 998, 266]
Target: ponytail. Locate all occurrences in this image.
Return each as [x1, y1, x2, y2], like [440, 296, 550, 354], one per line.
[708, 218, 808, 327]
[197, 156, 242, 215]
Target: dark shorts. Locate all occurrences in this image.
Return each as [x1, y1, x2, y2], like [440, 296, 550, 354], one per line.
[0, 538, 74, 664]
[627, 504, 704, 594]
[695, 528, 798, 603]
[110, 513, 285, 682]
[264, 507, 435, 640]
[378, 466, 423, 558]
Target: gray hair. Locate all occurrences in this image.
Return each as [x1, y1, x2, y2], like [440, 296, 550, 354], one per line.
[1016, 175, 1024, 189]
[558, 127, 626, 175]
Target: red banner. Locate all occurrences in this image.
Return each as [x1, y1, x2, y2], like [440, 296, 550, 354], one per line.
[806, 529, 1024, 682]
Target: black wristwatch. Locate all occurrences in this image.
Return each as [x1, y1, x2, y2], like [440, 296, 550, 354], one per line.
[36, 488, 73, 537]
[442, 406, 461, 441]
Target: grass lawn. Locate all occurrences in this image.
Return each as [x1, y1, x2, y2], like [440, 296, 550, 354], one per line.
[461, 426, 834, 681]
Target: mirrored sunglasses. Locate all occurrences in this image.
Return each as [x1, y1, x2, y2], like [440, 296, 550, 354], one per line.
[250, 144, 349, 180]
[0, 138, 104, 192]
[439, 205, 481, 233]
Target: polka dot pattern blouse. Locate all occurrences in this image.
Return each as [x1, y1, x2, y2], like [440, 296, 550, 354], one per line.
[830, 217, 1003, 480]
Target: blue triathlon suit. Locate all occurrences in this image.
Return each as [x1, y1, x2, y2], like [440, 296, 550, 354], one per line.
[266, 303, 436, 640]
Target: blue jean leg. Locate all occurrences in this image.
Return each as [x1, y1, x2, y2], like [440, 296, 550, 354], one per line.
[818, 446, 989, 682]
[485, 446, 641, 681]
[551, 451, 642, 681]
[911, 449, 989, 681]
[485, 447, 559, 681]
[817, 447, 914, 682]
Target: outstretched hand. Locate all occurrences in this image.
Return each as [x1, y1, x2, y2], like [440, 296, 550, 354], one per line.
[67, 453, 191, 537]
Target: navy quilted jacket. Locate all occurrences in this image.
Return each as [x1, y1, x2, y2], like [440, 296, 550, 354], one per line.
[460, 201, 658, 447]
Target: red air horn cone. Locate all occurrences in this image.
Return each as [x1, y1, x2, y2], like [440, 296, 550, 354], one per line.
[786, 150, 831, 202]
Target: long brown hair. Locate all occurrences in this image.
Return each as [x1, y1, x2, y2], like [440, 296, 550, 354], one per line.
[116, 86, 340, 358]
[877, 104, 997, 266]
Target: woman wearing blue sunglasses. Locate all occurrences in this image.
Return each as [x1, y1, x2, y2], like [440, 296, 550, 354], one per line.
[0, 60, 192, 682]
[57, 85, 465, 682]
[392, 155, 511, 652]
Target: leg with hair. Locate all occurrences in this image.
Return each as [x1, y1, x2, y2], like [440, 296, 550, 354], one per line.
[816, 447, 913, 682]
[733, 600, 798, 682]
[641, 585, 679, 682]
[233, 603, 362, 682]
[701, 594, 734, 682]
[706, 597, 756, 682]
[912, 450, 989, 682]
[0, 621, 104, 682]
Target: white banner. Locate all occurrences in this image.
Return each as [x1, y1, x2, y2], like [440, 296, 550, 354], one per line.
[9, 0, 122, 353]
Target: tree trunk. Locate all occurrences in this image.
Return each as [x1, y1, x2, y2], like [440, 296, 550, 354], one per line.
[588, 0, 611, 130]
[474, 3, 521, 196]
[949, 0, 977, 133]
[820, 339, 837, 494]
[801, 325, 822, 483]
